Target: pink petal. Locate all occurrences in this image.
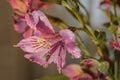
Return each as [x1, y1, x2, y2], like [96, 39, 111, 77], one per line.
[24, 53, 47, 66]
[63, 64, 93, 80]
[8, 0, 27, 16]
[25, 10, 55, 34]
[62, 64, 83, 79]
[33, 30, 42, 37]
[60, 29, 75, 43]
[99, 0, 112, 10]
[34, 10, 54, 32]
[81, 59, 94, 67]
[14, 17, 27, 33]
[25, 13, 37, 29]
[48, 42, 66, 71]
[16, 36, 50, 53]
[55, 44, 66, 72]
[23, 28, 33, 38]
[23, 0, 32, 8]
[58, 46, 66, 72]
[47, 43, 60, 64]
[66, 43, 81, 58]
[118, 38, 120, 46]
[110, 41, 120, 51]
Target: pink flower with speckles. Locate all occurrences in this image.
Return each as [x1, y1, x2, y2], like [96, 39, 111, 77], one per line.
[16, 30, 81, 71]
[16, 10, 81, 71]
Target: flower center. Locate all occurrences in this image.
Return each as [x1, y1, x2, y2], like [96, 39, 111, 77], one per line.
[31, 37, 50, 50]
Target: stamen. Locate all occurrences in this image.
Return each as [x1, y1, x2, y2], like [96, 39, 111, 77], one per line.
[31, 37, 50, 50]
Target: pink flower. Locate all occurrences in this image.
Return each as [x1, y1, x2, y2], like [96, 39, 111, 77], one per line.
[82, 59, 110, 80]
[81, 59, 94, 67]
[8, 0, 28, 16]
[8, 0, 51, 16]
[110, 26, 120, 51]
[16, 29, 81, 71]
[100, 0, 111, 6]
[100, 0, 120, 9]
[16, 10, 81, 71]
[99, 0, 112, 10]
[110, 41, 120, 51]
[23, 0, 33, 9]
[62, 64, 93, 80]
[12, 10, 55, 38]
[23, 0, 51, 9]
[25, 10, 55, 34]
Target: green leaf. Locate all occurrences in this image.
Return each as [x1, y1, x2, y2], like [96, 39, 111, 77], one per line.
[94, 30, 106, 42]
[36, 74, 69, 80]
[41, 0, 79, 5]
[97, 61, 109, 74]
[46, 14, 69, 29]
[41, 0, 61, 4]
[103, 21, 119, 41]
[103, 22, 110, 28]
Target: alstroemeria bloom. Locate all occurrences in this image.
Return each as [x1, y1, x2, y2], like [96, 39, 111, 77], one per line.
[25, 10, 55, 33]
[63, 64, 93, 80]
[16, 10, 81, 71]
[16, 29, 81, 71]
[12, 10, 54, 38]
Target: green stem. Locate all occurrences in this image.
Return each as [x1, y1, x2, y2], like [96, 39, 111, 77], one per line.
[62, 0, 85, 27]
[112, 1, 119, 79]
[71, 4, 104, 57]
[113, 0, 117, 19]
[63, 0, 106, 58]
[114, 50, 120, 80]
[78, 1, 90, 21]
[84, 25, 104, 57]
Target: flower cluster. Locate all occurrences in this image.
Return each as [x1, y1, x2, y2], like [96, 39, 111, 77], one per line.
[8, 0, 120, 80]
[8, 0, 81, 71]
[63, 59, 110, 80]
